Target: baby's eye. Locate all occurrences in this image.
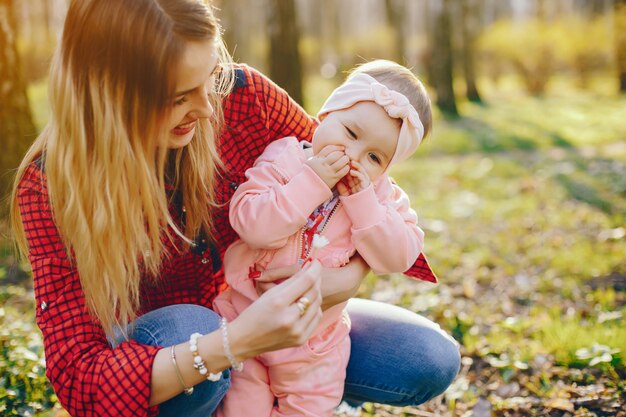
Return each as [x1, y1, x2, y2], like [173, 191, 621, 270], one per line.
[344, 126, 357, 139]
[174, 96, 189, 106]
[369, 153, 381, 165]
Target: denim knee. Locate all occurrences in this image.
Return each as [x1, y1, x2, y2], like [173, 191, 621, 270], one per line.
[404, 336, 461, 405]
[131, 304, 222, 346]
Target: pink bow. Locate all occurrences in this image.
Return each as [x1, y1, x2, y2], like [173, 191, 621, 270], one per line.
[318, 73, 424, 168]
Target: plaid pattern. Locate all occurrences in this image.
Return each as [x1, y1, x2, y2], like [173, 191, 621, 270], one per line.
[16, 64, 435, 417]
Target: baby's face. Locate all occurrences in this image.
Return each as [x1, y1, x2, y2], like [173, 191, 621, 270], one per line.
[312, 101, 400, 182]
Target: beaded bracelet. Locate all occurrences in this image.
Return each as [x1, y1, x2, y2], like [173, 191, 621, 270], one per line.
[170, 346, 194, 395]
[220, 317, 244, 372]
[189, 333, 222, 382]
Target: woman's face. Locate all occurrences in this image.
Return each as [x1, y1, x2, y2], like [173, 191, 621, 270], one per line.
[166, 40, 220, 149]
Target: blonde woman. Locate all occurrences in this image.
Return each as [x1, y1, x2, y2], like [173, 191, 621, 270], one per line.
[11, 0, 459, 416]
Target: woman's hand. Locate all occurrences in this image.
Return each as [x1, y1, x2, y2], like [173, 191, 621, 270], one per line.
[318, 254, 369, 310]
[255, 254, 370, 310]
[149, 258, 367, 406]
[253, 264, 301, 296]
[227, 261, 324, 359]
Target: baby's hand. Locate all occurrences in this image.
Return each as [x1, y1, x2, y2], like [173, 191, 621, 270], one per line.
[305, 145, 350, 190]
[337, 160, 371, 196]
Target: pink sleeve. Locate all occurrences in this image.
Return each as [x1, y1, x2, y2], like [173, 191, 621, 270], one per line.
[229, 142, 332, 250]
[340, 181, 424, 274]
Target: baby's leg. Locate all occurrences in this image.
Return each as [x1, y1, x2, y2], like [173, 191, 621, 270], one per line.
[214, 357, 274, 417]
[265, 327, 351, 417]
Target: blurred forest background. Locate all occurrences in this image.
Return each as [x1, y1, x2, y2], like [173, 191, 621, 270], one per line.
[1, 0, 625, 416]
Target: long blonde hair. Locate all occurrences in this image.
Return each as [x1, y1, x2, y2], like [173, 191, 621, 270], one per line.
[10, 0, 233, 338]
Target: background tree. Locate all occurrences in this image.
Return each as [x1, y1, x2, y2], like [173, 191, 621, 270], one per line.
[430, 0, 459, 116]
[460, 0, 482, 102]
[617, 0, 626, 92]
[0, 0, 36, 205]
[268, 0, 303, 104]
[384, 0, 407, 65]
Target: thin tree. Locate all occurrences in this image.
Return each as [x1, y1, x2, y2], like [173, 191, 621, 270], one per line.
[430, 0, 458, 117]
[268, 0, 303, 105]
[384, 0, 407, 65]
[0, 0, 36, 203]
[460, 0, 482, 103]
[617, 0, 626, 92]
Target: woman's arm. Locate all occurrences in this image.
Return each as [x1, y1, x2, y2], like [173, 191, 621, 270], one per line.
[149, 262, 323, 405]
[255, 253, 370, 311]
[319, 254, 369, 310]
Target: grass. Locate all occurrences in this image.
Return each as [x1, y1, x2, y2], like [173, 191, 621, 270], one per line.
[2, 79, 626, 416]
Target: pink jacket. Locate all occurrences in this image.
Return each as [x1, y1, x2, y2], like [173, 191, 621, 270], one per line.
[222, 137, 424, 299]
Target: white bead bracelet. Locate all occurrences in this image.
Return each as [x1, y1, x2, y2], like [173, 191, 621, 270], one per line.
[220, 318, 244, 372]
[189, 332, 222, 382]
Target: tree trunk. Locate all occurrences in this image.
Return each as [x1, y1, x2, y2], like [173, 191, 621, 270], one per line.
[268, 0, 303, 105]
[430, 0, 458, 117]
[0, 0, 36, 200]
[384, 0, 407, 65]
[319, 0, 341, 81]
[460, 0, 482, 103]
[617, 0, 626, 93]
[41, 0, 52, 41]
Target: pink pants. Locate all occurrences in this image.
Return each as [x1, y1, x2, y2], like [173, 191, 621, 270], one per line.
[214, 289, 351, 417]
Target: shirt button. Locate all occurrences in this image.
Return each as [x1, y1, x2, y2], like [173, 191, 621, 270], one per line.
[229, 182, 239, 191]
[201, 258, 209, 264]
[40, 301, 48, 311]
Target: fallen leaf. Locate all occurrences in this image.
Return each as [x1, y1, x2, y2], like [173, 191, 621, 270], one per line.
[545, 398, 575, 412]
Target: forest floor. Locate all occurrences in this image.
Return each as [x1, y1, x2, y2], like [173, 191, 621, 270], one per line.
[2, 90, 625, 416]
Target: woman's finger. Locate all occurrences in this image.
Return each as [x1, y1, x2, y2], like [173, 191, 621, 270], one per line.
[264, 261, 322, 305]
[294, 289, 323, 339]
[255, 280, 277, 296]
[254, 264, 300, 283]
[298, 300, 323, 342]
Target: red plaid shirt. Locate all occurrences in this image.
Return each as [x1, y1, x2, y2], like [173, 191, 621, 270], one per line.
[17, 64, 436, 417]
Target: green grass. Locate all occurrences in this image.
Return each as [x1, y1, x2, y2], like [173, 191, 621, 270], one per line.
[3, 79, 626, 416]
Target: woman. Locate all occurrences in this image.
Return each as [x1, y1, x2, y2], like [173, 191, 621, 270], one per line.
[11, 0, 460, 416]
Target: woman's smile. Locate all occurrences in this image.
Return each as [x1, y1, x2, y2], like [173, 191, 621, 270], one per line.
[171, 119, 197, 136]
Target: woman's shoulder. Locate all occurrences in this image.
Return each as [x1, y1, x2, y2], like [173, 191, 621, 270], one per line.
[17, 154, 48, 196]
[228, 63, 284, 100]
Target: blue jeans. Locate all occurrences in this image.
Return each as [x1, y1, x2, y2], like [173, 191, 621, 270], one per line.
[129, 300, 460, 417]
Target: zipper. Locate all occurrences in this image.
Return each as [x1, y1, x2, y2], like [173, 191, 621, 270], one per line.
[299, 200, 341, 262]
[318, 200, 340, 236]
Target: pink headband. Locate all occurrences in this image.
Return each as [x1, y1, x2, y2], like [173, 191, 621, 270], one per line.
[317, 73, 424, 167]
